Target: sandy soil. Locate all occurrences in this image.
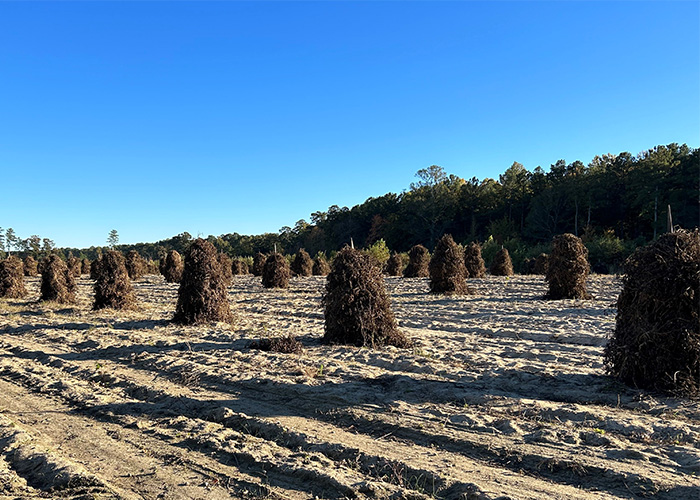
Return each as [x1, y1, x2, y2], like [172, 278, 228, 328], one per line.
[0, 274, 698, 499]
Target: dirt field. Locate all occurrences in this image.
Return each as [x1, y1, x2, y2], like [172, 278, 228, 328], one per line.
[0, 274, 698, 499]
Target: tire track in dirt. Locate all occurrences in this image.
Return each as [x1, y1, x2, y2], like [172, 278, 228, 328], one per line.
[1, 274, 698, 499]
[2, 327, 696, 499]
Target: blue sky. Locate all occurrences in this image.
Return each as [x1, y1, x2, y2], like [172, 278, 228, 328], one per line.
[1, 1, 698, 249]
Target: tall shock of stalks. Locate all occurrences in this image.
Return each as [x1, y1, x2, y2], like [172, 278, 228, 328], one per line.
[23, 256, 38, 277]
[403, 244, 430, 278]
[322, 246, 411, 348]
[464, 242, 486, 278]
[545, 234, 592, 300]
[218, 253, 234, 286]
[81, 258, 91, 275]
[67, 256, 82, 278]
[252, 252, 266, 277]
[291, 249, 313, 277]
[429, 234, 470, 295]
[40, 254, 76, 304]
[0, 256, 27, 298]
[125, 250, 147, 281]
[604, 229, 700, 397]
[161, 250, 184, 283]
[37, 256, 47, 275]
[490, 248, 514, 276]
[145, 259, 159, 275]
[232, 259, 249, 275]
[262, 253, 291, 289]
[173, 239, 234, 325]
[385, 253, 405, 276]
[89, 255, 102, 280]
[93, 250, 137, 310]
[533, 253, 549, 275]
[312, 254, 331, 276]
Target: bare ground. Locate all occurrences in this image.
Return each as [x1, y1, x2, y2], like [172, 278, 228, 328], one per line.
[0, 274, 698, 499]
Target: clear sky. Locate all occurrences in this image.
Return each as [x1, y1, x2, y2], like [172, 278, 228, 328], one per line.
[1, 1, 698, 249]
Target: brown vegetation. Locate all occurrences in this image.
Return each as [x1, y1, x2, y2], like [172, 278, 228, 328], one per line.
[249, 334, 303, 354]
[40, 254, 76, 304]
[232, 259, 249, 275]
[161, 250, 184, 283]
[291, 249, 313, 277]
[0, 256, 27, 298]
[490, 248, 514, 276]
[604, 229, 700, 397]
[145, 259, 159, 275]
[385, 253, 406, 276]
[322, 246, 411, 348]
[81, 258, 91, 275]
[93, 250, 137, 310]
[23, 256, 38, 277]
[218, 253, 234, 286]
[464, 242, 486, 278]
[89, 255, 102, 280]
[545, 234, 591, 300]
[173, 239, 234, 325]
[403, 244, 430, 278]
[262, 253, 291, 289]
[125, 250, 147, 281]
[252, 252, 266, 277]
[533, 253, 549, 275]
[312, 254, 331, 276]
[67, 256, 82, 278]
[429, 234, 470, 295]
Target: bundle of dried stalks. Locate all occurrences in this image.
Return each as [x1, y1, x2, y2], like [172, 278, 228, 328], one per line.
[145, 259, 159, 275]
[252, 252, 266, 277]
[312, 255, 331, 276]
[89, 255, 102, 280]
[403, 245, 430, 278]
[429, 234, 470, 295]
[232, 259, 249, 275]
[93, 250, 137, 310]
[464, 242, 486, 278]
[490, 248, 514, 276]
[81, 258, 91, 275]
[250, 335, 303, 354]
[162, 250, 184, 283]
[533, 253, 549, 275]
[173, 239, 234, 325]
[23, 256, 38, 277]
[218, 253, 234, 286]
[385, 253, 405, 276]
[262, 254, 290, 289]
[0, 256, 27, 298]
[67, 256, 82, 278]
[604, 229, 699, 397]
[291, 249, 313, 277]
[545, 234, 591, 300]
[125, 250, 147, 281]
[323, 247, 411, 348]
[40, 254, 76, 304]
[37, 256, 47, 275]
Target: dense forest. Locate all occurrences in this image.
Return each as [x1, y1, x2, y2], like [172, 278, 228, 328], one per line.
[2, 143, 698, 273]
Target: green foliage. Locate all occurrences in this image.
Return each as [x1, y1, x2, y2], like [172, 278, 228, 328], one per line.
[584, 230, 637, 274]
[27, 141, 695, 275]
[481, 236, 533, 273]
[486, 217, 518, 244]
[481, 236, 499, 268]
[107, 229, 119, 248]
[363, 239, 390, 267]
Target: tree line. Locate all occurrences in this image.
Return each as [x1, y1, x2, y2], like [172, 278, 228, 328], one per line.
[3, 142, 697, 273]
